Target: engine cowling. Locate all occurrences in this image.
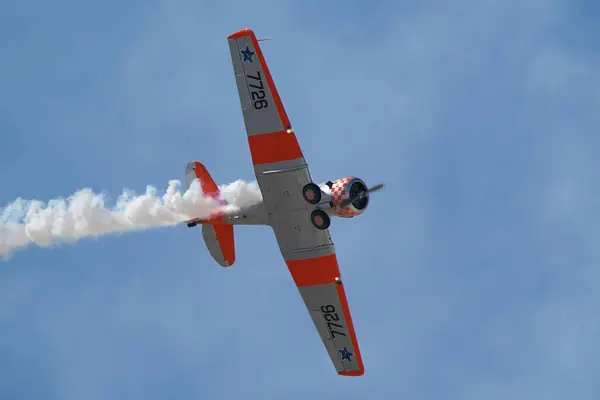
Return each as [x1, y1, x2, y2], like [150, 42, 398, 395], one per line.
[318, 177, 370, 218]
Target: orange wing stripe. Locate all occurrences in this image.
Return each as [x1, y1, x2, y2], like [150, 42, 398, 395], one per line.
[250, 34, 291, 128]
[227, 28, 252, 40]
[247, 131, 303, 165]
[285, 254, 341, 287]
[335, 284, 365, 376]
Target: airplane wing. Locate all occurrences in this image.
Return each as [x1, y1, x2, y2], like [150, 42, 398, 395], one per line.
[286, 252, 365, 375]
[227, 29, 306, 173]
[227, 29, 365, 376]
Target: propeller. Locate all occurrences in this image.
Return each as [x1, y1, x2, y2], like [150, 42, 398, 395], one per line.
[339, 183, 385, 208]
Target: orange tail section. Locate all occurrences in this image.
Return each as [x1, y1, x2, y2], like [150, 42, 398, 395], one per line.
[185, 161, 236, 267]
[202, 224, 235, 267]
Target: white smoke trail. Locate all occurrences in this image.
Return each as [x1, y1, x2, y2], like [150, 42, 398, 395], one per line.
[0, 179, 262, 258]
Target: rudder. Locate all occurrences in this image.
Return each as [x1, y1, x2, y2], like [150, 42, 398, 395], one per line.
[185, 161, 220, 198]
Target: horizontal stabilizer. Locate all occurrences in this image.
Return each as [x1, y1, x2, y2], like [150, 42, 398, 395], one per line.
[202, 224, 235, 267]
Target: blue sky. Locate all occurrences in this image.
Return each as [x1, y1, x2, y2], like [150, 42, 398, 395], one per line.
[1, 0, 600, 398]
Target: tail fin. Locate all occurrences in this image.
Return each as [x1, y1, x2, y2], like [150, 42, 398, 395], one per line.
[185, 161, 236, 267]
[185, 161, 221, 199]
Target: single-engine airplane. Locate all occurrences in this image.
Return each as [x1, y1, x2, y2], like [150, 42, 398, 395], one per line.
[184, 29, 384, 376]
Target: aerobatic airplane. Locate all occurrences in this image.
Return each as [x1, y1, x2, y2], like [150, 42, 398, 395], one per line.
[184, 29, 383, 376]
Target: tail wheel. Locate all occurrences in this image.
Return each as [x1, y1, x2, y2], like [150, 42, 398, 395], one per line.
[187, 222, 197, 228]
[311, 209, 331, 230]
[302, 183, 322, 205]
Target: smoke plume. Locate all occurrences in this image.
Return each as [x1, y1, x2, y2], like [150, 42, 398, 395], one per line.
[0, 179, 262, 258]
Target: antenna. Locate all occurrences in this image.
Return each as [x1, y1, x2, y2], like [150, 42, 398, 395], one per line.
[257, 37, 272, 42]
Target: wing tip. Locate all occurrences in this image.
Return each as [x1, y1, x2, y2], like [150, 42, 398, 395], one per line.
[223, 251, 236, 267]
[218, 258, 236, 267]
[338, 368, 364, 377]
[227, 28, 254, 39]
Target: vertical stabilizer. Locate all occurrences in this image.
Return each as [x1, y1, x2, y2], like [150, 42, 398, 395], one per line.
[185, 161, 236, 267]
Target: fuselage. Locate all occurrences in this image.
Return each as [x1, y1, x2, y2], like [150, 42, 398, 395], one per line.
[213, 176, 371, 226]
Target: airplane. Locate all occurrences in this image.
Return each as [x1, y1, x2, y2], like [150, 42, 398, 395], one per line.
[184, 28, 384, 376]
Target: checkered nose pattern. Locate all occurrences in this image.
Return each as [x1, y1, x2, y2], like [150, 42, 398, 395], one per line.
[329, 177, 363, 218]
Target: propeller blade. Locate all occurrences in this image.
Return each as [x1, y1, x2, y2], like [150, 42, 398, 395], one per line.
[368, 183, 385, 193]
[339, 183, 385, 207]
